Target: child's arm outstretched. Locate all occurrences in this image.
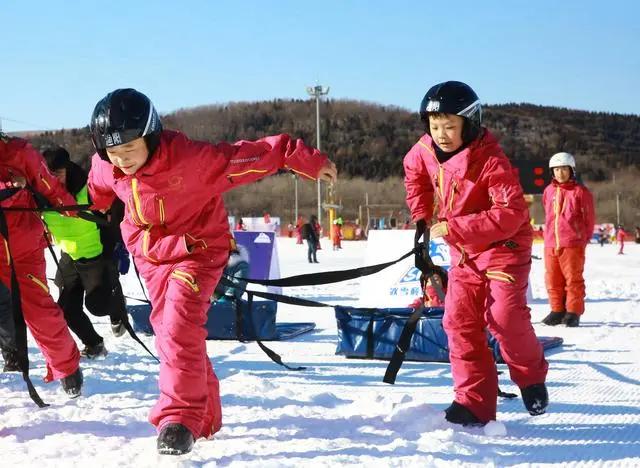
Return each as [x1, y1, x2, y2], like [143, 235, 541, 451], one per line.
[186, 134, 336, 190]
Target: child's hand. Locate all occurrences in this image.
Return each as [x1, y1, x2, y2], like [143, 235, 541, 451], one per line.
[430, 221, 449, 239]
[318, 161, 337, 183]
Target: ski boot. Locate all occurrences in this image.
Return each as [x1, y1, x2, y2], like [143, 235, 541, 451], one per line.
[110, 315, 128, 338]
[562, 313, 580, 327]
[444, 401, 485, 427]
[157, 423, 195, 455]
[61, 367, 83, 398]
[2, 349, 21, 372]
[541, 311, 566, 326]
[521, 383, 548, 416]
[80, 340, 108, 359]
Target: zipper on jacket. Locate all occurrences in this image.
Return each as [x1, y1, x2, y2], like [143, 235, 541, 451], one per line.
[448, 180, 458, 212]
[39, 175, 51, 191]
[27, 273, 49, 293]
[157, 197, 165, 226]
[142, 228, 159, 263]
[171, 269, 200, 293]
[131, 178, 149, 226]
[554, 186, 561, 249]
[3, 239, 9, 265]
[126, 197, 141, 226]
[485, 270, 516, 284]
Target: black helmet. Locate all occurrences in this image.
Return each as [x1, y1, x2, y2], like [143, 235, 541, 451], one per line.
[90, 88, 162, 161]
[419, 81, 482, 143]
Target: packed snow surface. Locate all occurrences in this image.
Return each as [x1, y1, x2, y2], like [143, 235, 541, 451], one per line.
[1, 239, 639, 467]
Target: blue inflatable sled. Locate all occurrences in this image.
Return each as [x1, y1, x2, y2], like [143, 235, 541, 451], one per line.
[128, 299, 315, 341]
[335, 306, 563, 362]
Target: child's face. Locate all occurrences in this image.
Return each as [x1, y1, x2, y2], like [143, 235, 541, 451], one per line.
[428, 114, 464, 152]
[553, 166, 572, 183]
[106, 137, 149, 175]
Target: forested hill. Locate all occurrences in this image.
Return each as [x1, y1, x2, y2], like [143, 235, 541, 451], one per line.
[28, 99, 640, 181]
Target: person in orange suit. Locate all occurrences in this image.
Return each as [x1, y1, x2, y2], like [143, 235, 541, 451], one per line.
[541, 152, 595, 328]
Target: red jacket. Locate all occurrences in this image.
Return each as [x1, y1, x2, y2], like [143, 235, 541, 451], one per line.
[542, 179, 595, 249]
[404, 130, 532, 267]
[0, 136, 76, 256]
[88, 130, 327, 267]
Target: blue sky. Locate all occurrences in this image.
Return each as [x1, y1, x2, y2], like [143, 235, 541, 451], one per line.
[1, 0, 638, 132]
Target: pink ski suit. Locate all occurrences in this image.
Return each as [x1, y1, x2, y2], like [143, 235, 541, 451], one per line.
[88, 130, 328, 439]
[542, 179, 595, 314]
[0, 136, 80, 380]
[404, 130, 548, 423]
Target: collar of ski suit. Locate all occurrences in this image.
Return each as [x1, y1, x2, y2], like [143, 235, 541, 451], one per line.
[551, 178, 577, 189]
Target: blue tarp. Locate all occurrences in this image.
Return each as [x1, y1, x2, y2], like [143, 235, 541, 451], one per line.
[335, 306, 563, 362]
[128, 299, 315, 341]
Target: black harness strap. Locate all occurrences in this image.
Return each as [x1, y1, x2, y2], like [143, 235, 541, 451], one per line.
[227, 247, 417, 288]
[383, 227, 449, 385]
[383, 305, 425, 384]
[112, 260, 158, 363]
[246, 292, 305, 371]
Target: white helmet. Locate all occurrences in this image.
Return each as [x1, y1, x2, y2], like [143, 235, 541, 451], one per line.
[549, 152, 576, 169]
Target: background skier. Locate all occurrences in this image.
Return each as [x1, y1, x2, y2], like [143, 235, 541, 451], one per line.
[541, 152, 595, 327]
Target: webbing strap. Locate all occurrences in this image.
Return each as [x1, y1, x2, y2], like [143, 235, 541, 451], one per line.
[226, 247, 418, 288]
[383, 305, 425, 384]
[246, 292, 306, 371]
[383, 226, 449, 384]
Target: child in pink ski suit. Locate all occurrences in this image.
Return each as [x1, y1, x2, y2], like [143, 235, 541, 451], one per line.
[0, 134, 82, 396]
[541, 152, 595, 328]
[86, 88, 337, 455]
[403, 81, 548, 426]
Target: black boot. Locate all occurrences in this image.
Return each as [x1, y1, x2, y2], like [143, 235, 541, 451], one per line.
[444, 401, 485, 427]
[541, 311, 566, 326]
[110, 314, 129, 338]
[157, 423, 195, 455]
[80, 340, 108, 359]
[562, 313, 580, 327]
[2, 349, 21, 372]
[61, 368, 83, 398]
[521, 383, 548, 415]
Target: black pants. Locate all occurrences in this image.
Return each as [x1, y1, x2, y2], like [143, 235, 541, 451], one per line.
[55, 252, 128, 347]
[307, 239, 318, 263]
[0, 280, 15, 352]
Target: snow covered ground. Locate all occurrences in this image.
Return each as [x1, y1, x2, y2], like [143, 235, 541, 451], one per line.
[1, 238, 639, 467]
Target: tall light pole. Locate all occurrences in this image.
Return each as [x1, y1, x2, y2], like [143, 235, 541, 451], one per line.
[306, 84, 330, 226]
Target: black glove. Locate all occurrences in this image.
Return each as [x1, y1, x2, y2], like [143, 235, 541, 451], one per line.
[113, 242, 131, 275]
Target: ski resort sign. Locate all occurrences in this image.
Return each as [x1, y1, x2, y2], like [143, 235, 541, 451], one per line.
[359, 230, 450, 308]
